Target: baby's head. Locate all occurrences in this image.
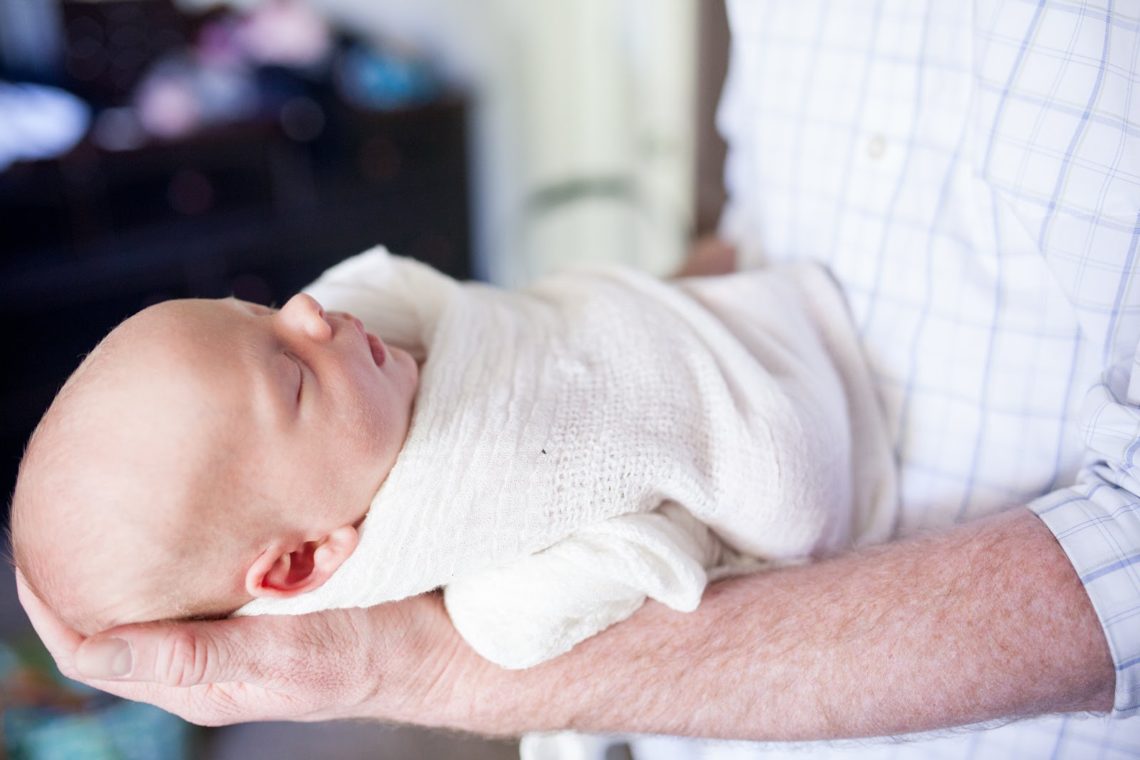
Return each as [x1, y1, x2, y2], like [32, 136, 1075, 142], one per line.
[11, 293, 418, 635]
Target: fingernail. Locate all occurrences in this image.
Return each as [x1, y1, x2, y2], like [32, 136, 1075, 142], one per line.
[76, 638, 133, 678]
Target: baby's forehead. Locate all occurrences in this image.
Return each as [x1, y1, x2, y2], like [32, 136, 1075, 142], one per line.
[46, 295, 284, 488]
[118, 297, 248, 346]
[102, 298, 258, 375]
[53, 300, 260, 456]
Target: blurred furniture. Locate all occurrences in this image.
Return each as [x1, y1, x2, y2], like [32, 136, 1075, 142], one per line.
[0, 95, 471, 523]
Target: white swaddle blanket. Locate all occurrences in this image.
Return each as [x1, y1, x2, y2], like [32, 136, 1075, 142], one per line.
[238, 248, 897, 668]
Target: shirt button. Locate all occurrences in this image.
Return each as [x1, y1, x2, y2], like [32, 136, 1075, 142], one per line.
[867, 134, 887, 159]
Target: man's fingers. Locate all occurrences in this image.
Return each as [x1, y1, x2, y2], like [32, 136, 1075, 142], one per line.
[15, 569, 83, 672]
[75, 617, 266, 687]
[16, 570, 270, 722]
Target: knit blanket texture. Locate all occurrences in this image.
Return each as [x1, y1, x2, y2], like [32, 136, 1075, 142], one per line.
[237, 248, 896, 667]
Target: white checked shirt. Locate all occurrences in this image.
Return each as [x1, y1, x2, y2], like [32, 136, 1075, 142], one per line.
[633, 0, 1140, 758]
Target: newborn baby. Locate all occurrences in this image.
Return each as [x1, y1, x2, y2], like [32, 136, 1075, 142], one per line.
[11, 247, 897, 668]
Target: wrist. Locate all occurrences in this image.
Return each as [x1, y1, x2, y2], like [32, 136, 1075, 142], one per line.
[352, 593, 510, 731]
[385, 598, 569, 736]
[418, 622, 535, 736]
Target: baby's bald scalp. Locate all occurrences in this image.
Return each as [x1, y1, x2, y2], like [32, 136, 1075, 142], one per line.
[11, 292, 397, 635]
[10, 301, 256, 634]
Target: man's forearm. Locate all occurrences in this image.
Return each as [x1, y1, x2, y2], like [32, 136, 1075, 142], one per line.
[429, 507, 1114, 739]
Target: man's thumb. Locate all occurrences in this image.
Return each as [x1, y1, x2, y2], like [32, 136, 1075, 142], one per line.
[76, 625, 226, 686]
[76, 637, 133, 678]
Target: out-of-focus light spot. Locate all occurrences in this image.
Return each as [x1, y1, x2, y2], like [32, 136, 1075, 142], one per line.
[335, 45, 441, 111]
[238, 0, 332, 68]
[137, 76, 199, 139]
[280, 96, 325, 142]
[91, 107, 146, 152]
[0, 83, 90, 170]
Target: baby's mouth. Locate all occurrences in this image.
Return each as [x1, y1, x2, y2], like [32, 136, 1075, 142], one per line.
[366, 332, 386, 367]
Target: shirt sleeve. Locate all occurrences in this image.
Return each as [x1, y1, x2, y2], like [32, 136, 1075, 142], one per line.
[1029, 346, 1140, 716]
[973, 1, 1140, 716]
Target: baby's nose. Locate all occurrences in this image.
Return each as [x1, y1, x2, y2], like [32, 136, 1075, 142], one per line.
[282, 292, 325, 318]
[280, 293, 332, 340]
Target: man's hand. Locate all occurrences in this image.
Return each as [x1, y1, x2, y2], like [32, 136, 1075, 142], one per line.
[674, 236, 737, 278]
[16, 508, 1118, 739]
[16, 572, 468, 727]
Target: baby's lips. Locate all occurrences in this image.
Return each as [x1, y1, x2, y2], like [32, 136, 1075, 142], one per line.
[327, 309, 384, 367]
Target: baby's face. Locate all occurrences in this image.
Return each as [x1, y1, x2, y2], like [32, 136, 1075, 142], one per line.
[175, 292, 420, 524]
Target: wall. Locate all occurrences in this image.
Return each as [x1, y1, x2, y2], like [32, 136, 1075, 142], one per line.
[181, 0, 700, 285]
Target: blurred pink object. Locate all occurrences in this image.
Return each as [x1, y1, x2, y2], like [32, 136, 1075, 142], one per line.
[136, 69, 199, 138]
[238, 0, 332, 68]
[135, 55, 258, 140]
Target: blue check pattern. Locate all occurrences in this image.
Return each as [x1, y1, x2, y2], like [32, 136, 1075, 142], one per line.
[634, 0, 1140, 757]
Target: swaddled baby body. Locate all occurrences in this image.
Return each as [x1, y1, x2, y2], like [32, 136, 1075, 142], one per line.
[11, 247, 896, 669]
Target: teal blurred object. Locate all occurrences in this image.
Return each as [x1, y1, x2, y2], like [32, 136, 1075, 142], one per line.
[335, 44, 442, 110]
[1, 638, 196, 760]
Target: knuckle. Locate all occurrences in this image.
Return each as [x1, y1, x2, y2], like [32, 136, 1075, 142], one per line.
[157, 629, 213, 687]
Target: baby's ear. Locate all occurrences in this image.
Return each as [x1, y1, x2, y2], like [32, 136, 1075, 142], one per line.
[245, 525, 359, 598]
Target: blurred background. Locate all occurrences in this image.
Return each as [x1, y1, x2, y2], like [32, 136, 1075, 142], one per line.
[0, 0, 727, 756]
